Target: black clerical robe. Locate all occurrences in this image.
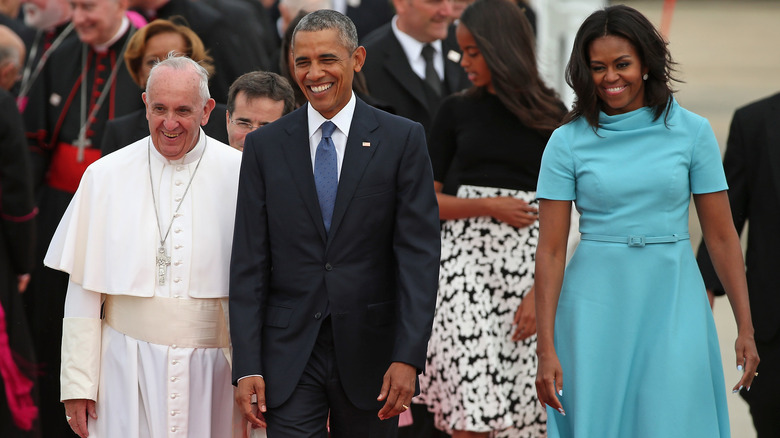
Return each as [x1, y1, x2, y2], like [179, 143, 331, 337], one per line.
[0, 87, 39, 437]
[16, 22, 78, 112]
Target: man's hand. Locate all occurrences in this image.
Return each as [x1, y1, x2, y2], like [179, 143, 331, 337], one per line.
[236, 376, 267, 428]
[376, 362, 416, 420]
[64, 398, 97, 438]
[17, 273, 30, 293]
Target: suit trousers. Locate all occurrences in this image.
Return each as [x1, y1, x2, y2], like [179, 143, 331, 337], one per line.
[741, 334, 780, 437]
[265, 317, 399, 438]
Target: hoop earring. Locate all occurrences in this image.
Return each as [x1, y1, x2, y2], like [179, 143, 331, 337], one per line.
[643, 73, 648, 81]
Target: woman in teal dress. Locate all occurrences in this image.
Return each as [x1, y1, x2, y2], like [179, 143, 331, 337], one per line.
[534, 5, 759, 437]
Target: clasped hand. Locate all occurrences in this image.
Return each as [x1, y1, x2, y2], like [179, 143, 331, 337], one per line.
[488, 197, 537, 228]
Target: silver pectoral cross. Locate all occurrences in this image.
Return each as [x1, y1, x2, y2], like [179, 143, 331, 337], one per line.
[156, 246, 171, 285]
[73, 135, 92, 162]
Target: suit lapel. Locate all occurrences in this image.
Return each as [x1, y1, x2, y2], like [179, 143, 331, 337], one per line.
[281, 109, 328, 243]
[327, 100, 380, 246]
[382, 34, 429, 110]
[442, 35, 465, 95]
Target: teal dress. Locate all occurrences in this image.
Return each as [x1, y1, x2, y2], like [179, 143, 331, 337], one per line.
[536, 99, 730, 438]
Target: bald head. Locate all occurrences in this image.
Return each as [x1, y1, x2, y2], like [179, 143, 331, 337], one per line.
[0, 25, 25, 91]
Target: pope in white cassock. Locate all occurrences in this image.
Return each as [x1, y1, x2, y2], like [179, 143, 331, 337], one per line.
[44, 55, 242, 438]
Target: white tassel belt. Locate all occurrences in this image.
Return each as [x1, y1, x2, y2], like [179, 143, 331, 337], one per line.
[580, 233, 690, 248]
[104, 295, 230, 348]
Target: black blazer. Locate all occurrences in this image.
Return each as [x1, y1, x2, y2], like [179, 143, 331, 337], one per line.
[361, 23, 470, 134]
[697, 92, 780, 342]
[100, 104, 229, 156]
[348, 0, 395, 40]
[229, 98, 441, 410]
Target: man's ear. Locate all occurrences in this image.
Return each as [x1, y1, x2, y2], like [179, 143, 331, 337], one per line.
[0, 62, 13, 88]
[200, 98, 217, 126]
[353, 46, 366, 73]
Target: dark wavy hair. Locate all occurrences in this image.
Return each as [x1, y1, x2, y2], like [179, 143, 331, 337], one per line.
[564, 4, 679, 128]
[459, 0, 564, 134]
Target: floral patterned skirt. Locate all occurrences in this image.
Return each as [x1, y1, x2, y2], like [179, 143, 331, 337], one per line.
[416, 185, 546, 437]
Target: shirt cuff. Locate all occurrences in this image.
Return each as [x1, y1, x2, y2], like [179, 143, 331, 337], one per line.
[61, 317, 102, 401]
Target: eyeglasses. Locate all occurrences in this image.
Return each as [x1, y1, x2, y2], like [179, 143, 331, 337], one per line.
[229, 118, 266, 132]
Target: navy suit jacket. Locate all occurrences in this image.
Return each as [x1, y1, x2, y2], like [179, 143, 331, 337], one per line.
[229, 98, 441, 410]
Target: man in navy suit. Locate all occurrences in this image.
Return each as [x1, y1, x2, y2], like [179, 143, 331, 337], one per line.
[229, 9, 441, 437]
[697, 93, 780, 438]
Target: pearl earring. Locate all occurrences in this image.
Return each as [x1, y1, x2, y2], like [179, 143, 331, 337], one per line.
[643, 73, 648, 81]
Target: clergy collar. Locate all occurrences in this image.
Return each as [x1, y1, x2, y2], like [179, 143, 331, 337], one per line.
[391, 15, 443, 65]
[149, 128, 208, 166]
[306, 92, 356, 139]
[92, 16, 129, 54]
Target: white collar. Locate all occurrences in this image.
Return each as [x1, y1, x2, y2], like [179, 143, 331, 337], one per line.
[306, 92, 357, 139]
[390, 15, 443, 65]
[149, 128, 207, 166]
[92, 16, 129, 53]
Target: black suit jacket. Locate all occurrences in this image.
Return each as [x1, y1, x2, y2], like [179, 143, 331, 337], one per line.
[697, 92, 780, 342]
[100, 105, 229, 156]
[229, 98, 441, 410]
[361, 23, 470, 134]
[348, 0, 394, 40]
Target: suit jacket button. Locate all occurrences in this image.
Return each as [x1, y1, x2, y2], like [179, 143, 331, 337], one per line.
[314, 312, 322, 319]
[325, 263, 332, 271]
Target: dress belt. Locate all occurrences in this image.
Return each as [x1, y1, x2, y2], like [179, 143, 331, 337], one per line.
[580, 233, 690, 247]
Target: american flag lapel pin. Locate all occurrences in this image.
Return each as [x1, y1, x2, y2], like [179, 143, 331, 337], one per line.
[362, 141, 371, 147]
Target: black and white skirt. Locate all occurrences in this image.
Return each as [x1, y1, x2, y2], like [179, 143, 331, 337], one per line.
[416, 185, 546, 437]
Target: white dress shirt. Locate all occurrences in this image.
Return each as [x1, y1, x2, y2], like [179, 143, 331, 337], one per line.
[306, 91, 357, 180]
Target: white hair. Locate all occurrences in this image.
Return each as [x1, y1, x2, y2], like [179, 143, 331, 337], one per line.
[146, 53, 211, 105]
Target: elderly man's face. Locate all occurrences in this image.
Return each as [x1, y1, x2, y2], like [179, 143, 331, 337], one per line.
[226, 91, 286, 151]
[22, 0, 71, 30]
[293, 28, 365, 120]
[393, 0, 453, 43]
[143, 66, 215, 160]
[71, 0, 126, 46]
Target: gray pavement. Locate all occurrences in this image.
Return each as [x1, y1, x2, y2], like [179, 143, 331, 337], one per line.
[619, 2, 780, 436]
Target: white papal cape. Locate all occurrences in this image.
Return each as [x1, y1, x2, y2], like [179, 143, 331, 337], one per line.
[45, 131, 242, 438]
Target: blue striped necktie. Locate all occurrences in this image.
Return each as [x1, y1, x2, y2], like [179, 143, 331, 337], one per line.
[314, 121, 338, 233]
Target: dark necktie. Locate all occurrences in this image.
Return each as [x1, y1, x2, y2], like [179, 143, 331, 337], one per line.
[421, 43, 442, 96]
[314, 121, 338, 233]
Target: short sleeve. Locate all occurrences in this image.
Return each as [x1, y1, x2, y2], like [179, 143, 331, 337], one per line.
[690, 118, 728, 194]
[536, 128, 576, 200]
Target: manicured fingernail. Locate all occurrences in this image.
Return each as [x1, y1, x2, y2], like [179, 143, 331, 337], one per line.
[747, 386, 751, 392]
[737, 365, 743, 371]
[558, 389, 563, 397]
[558, 408, 566, 416]
[732, 388, 739, 393]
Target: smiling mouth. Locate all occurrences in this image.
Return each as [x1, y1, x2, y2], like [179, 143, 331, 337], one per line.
[605, 85, 627, 95]
[309, 83, 332, 93]
[163, 132, 180, 139]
